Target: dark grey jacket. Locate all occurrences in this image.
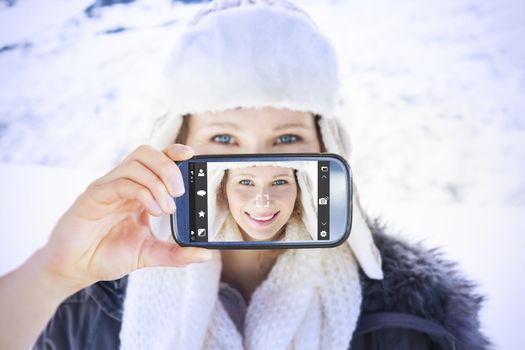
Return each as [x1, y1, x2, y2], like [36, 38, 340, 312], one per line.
[33, 218, 492, 349]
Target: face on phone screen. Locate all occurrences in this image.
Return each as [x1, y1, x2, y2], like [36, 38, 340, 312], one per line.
[187, 160, 330, 243]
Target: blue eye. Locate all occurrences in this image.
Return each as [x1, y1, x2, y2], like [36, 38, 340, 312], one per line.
[213, 134, 233, 144]
[239, 179, 253, 186]
[277, 134, 300, 144]
[274, 179, 288, 185]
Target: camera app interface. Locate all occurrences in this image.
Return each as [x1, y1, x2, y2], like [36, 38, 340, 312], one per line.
[188, 161, 330, 242]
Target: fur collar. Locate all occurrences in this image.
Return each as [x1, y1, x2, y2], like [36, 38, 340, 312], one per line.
[360, 215, 492, 349]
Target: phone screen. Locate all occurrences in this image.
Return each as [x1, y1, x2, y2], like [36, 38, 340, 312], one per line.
[186, 160, 330, 243]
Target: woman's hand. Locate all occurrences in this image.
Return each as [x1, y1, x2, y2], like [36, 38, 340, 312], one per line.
[0, 143, 212, 349]
[39, 143, 211, 291]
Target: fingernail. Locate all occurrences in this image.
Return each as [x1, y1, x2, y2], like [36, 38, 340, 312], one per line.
[151, 201, 163, 215]
[170, 176, 185, 196]
[174, 144, 194, 154]
[165, 195, 176, 212]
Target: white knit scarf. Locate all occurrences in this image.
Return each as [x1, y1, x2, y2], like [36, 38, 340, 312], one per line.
[120, 213, 362, 350]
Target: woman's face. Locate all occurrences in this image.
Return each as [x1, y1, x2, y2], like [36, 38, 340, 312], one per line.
[225, 166, 297, 241]
[185, 106, 322, 154]
[184, 106, 320, 241]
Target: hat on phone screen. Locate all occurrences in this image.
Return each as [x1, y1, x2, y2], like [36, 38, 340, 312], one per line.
[148, 0, 383, 279]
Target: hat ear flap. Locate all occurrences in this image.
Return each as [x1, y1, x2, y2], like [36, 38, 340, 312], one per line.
[317, 115, 352, 158]
[318, 116, 383, 280]
[148, 111, 184, 149]
[349, 182, 384, 279]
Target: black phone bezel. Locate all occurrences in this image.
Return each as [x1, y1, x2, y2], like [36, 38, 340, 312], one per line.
[170, 153, 352, 249]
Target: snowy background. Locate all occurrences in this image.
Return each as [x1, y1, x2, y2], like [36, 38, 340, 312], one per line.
[1, 0, 524, 348]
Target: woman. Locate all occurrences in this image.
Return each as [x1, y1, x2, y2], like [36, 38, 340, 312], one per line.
[213, 164, 303, 242]
[0, 1, 490, 349]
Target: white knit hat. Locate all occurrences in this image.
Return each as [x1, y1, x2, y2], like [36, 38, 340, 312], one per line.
[148, 0, 383, 279]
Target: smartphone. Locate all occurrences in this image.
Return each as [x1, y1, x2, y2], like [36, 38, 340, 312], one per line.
[170, 153, 352, 249]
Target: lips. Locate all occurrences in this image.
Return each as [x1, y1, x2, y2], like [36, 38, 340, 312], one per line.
[245, 211, 279, 226]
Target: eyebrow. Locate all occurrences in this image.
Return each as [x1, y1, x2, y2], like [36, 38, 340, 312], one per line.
[232, 173, 293, 178]
[233, 173, 254, 178]
[207, 122, 240, 130]
[206, 122, 308, 131]
[272, 123, 309, 131]
[272, 173, 294, 178]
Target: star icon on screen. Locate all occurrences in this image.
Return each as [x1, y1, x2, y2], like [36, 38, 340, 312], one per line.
[198, 210, 205, 218]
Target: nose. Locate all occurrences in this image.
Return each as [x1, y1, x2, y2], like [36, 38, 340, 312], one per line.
[236, 140, 281, 155]
[254, 194, 270, 208]
[253, 183, 272, 207]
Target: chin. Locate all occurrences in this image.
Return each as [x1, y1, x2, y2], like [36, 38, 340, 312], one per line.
[240, 227, 274, 241]
[241, 221, 288, 241]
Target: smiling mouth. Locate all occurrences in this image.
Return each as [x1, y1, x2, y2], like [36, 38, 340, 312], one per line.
[245, 211, 279, 226]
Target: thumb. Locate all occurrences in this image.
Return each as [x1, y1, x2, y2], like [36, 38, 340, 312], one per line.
[137, 238, 212, 269]
[136, 207, 151, 227]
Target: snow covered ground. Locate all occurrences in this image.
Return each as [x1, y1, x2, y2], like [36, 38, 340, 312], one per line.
[1, 0, 524, 349]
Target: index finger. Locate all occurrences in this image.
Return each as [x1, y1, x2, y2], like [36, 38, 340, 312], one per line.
[97, 144, 195, 198]
[163, 143, 194, 161]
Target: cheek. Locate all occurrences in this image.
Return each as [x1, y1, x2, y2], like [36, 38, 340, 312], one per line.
[227, 186, 255, 209]
[188, 144, 221, 155]
[279, 141, 320, 153]
[270, 186, 297, 208]
[184, 132, 221, 155]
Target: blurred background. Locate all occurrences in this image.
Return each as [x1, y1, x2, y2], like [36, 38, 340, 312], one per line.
[1, 0, 524, 348]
